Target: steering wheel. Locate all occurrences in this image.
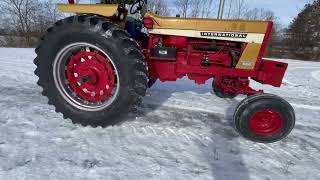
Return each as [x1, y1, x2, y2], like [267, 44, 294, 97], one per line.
[130, 0, 145, 14]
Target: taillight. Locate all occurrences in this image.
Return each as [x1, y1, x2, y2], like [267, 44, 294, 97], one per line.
[143, 18, 154, 29]
[68, 0, 75, 4]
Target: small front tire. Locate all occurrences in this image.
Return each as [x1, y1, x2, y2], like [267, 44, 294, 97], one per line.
[234, 93, 295, 143]
[212, 81, 237, 99]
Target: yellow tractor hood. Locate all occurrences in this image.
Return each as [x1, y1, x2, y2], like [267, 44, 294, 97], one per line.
[57, 4, 119, 17]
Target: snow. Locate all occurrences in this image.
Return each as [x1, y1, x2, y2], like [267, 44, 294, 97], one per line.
[311, 71, 320, 81]
[0, 48, 319, 180]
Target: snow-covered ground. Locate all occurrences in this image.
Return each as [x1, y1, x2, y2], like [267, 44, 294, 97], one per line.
[0, 48, 319, 180]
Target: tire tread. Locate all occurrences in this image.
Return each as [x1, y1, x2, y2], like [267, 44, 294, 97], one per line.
[34, 15, 148, 127]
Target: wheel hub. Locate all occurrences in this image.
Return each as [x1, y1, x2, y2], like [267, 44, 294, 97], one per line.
[249, 109, 284, 135]
[66, 51, 116, 102]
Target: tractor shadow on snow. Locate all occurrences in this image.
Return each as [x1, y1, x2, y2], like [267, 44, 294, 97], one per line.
[128, 80, 251, 180]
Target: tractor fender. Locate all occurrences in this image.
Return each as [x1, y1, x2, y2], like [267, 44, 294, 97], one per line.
[57, 4, 120, 17]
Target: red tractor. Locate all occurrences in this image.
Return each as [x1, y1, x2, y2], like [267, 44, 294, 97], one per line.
[34, 0, 295, 143]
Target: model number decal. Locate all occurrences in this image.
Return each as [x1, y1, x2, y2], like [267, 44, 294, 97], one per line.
[240, 61, 253, 67]
[200, 32, 248, 38]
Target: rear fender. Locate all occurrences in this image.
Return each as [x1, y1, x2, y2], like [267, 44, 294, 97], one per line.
[57, 4, 128, 27]
[57, 4, 119, 17]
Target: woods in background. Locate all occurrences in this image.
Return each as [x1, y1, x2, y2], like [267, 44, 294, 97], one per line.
[0, 0, 318, 60]
[0, 0, 62, 47]
[284, 0, 320, 60]
[148, 0, 170, 16]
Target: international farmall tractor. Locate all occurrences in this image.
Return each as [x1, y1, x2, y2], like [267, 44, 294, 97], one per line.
[34, 0, 295, 143]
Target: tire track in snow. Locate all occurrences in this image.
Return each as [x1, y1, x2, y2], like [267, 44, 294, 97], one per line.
[1, 55, 319, 158]
[2, 49, 320, 179]
[145, 98, 320, 116]
[311, 71, 320, 81]
[0, 83, 216, 146]
[113, 123, 214, 147]
[0, 74, 319, 123]
[283, 66, 320, 86]
[290, 103, 320, 110]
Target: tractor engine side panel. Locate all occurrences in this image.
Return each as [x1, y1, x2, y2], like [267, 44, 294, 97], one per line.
[144, 14, 274, 71]
[142, 16, 284, 87]
[144, 35, 244, 84]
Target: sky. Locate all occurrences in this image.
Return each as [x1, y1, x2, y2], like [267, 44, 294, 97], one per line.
[54, 0, 313, 27]
[229, 0, 312, 26]
[166, 0, 312, 27]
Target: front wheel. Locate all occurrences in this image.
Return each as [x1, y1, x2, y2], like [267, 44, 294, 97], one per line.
[212, 81, 237, 99]
[34, 15, 148, 127]
[212, 77, 237, 99]
[234, 94, 295, 143]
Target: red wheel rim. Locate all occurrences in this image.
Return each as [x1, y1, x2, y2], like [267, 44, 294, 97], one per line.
[66, 49, 116, 103]
[249, 109, 284, 135]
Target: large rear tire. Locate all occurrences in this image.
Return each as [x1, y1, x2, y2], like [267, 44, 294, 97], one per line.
[148, 77, 158, 88]
[234, 93, 295, 143]
[34, 15, 148, 127]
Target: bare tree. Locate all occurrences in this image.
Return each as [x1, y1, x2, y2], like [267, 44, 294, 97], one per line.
[190, 0, 201, 17]
[189, 0, 215, 18]
[202, 0, 214, 18]
[0, 0, 62, 47]
[148, 0, 171, 16]
[235, 0, 247, 18]
[34, 0, 62, 34]
[225, 0, 234, 18]
[244, 8, 275, 21]
[174, 0, 191, 18]
[224, 0, 248, 19]
[0, 0, 38, 45]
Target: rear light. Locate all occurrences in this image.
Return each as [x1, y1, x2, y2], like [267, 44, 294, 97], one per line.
[143, 18, 154, 29]
[68, 0, 75, 4]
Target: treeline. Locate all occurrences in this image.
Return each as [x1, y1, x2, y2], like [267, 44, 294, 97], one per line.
[0, 0, 319, 61]
[283, 0, 320, 60]
[0, 0, 62, 47]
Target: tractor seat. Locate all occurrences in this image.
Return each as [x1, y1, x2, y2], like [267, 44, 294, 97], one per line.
[144, 12, 269, 34]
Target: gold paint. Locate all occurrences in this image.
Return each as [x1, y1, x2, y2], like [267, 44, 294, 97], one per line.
[57, 4, 119, 17]
[145, 12, 269, 34]
[56, 5, 266, 68]
[236, 43, 262, 69]
[57, 4, 128, 28]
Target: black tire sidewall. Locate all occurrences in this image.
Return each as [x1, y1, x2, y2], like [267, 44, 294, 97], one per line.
[234, 94, 295, 143]
[38, 20, 140, 124]
[212, 81, 237, 99]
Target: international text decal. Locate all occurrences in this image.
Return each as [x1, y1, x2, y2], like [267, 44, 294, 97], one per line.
[200, 32, 248, 38]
